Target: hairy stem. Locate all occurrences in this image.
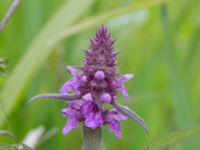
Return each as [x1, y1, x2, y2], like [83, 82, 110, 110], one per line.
[82, 126, 102, 150]
[28, 93, 80, 103]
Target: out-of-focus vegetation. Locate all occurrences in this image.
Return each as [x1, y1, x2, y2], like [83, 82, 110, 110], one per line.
[0, 0, 200, 149]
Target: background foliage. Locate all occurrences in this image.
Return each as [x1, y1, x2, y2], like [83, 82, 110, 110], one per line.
[0, 0, 200, 149]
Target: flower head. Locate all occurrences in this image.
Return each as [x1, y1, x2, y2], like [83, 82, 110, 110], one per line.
[59, 25, 148, 137]
[30, 25, 148, 138]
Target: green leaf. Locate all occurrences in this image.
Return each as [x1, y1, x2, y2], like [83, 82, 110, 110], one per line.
[145, 126, 200, 150]
[28, 93, 79, 103]
[0, 130, 16, 140]
[0, 143, 33, 150]
[0, 0, 167, 127]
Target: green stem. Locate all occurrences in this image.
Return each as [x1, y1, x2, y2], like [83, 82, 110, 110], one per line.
[82, 126, 102, 150]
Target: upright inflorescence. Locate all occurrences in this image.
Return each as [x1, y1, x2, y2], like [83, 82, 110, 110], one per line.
[59, 26, 143, 138]
[30, 25, 148, 138]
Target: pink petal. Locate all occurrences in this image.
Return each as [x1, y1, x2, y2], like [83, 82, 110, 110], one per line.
[94, 111, 104, 126]
[119, 84, 129, 101]
[59, 80, 72, 94]
[84, 113, 97, 129]
[62, 117, 78, 135]
[59, 77, 80, 94]
[70, 78, 80, 95]
[113, 113, 127, 121]
[70, 102, 81, 110]
[109, 121, 122, 138]
[81, 102, 92, 115]
[62, 107, 74, 117]
[105, 109, 127, 122]
[66, 66, 79, 77]
[79, 75, 87, 85]
[118, 74, 134, 82]
[82, 93, 93, 101]
[84, 111, 103, 129]
[100, 93, 112, 103]
[94, 71, 105, 80]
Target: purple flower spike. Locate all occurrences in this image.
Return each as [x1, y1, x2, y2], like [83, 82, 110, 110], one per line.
[60, 25, 148, 137]
[30, 25, 148, 138]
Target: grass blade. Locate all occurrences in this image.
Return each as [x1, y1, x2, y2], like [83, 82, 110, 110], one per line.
[160, 4, 200, 149]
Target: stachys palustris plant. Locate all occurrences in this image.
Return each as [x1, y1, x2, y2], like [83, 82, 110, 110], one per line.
[30, 25, 148, 150]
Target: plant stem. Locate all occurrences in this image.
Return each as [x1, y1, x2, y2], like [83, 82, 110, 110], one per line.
[82, 126, 102, 150]
[0, 0, 20, 32]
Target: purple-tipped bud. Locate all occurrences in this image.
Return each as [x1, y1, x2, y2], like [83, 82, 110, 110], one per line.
[100, 93, 112, 103]
[82, 93, 93, 101]
[94, 71, 105, 80]
[81, 76, 87, 82]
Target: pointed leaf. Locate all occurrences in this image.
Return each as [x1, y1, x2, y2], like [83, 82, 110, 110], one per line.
[111, 101, 149, 134]
[28, 93, 80, 103]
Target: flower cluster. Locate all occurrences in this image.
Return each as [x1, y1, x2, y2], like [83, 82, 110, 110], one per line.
[30, 25, 148, 138]
[59, 26, 145, 138]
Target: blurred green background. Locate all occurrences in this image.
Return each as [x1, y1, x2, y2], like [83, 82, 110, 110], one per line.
[0, 0, 200, 149]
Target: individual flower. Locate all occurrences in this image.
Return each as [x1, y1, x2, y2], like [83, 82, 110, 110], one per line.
[104, 109, 127, 138]
[30, 25, 148, 138]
